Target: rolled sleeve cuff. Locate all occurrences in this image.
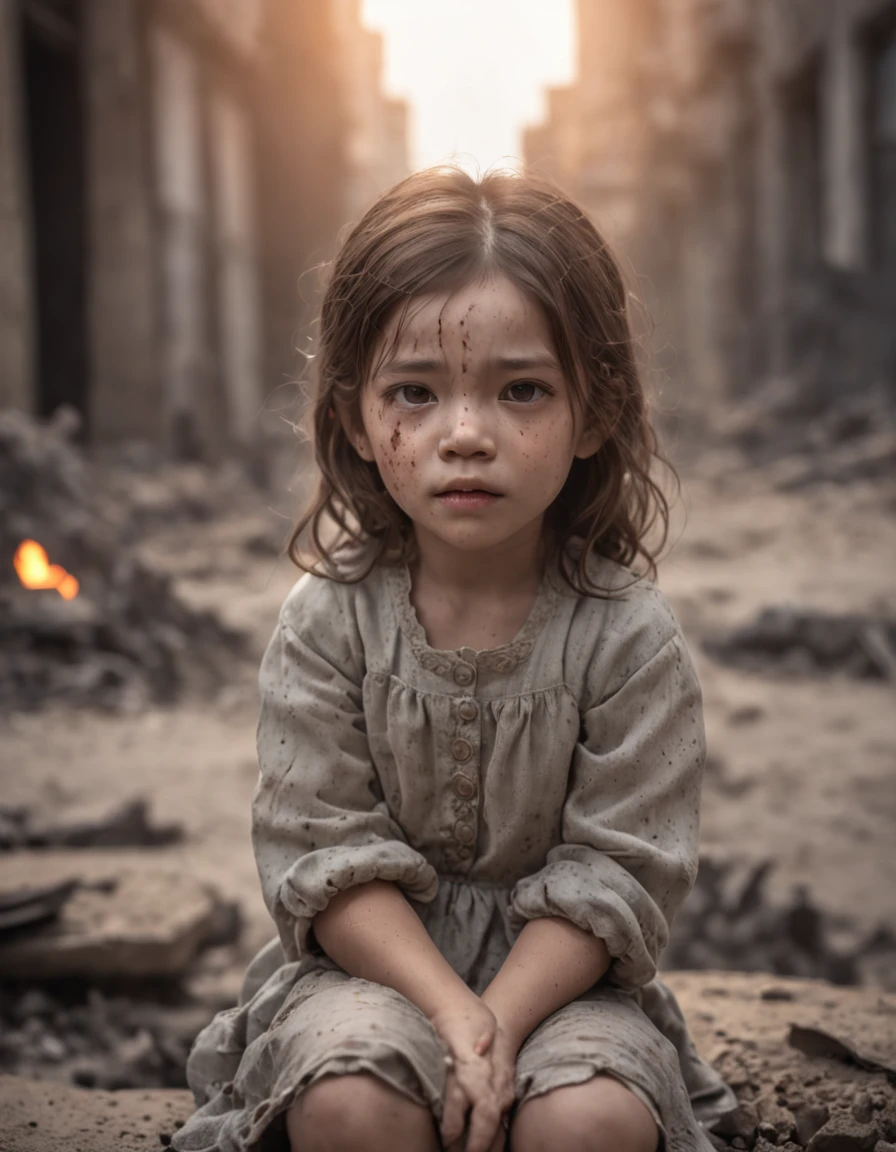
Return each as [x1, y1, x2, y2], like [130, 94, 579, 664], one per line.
[508, 858, 667, 991]
[277, 841, 440, 960]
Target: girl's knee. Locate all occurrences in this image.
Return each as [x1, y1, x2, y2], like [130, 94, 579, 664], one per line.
[512, 1075, 659, 1152]
[286, 1072, 438, 1152]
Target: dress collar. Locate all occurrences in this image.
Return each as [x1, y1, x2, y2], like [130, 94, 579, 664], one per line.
[385, 561, 560, 681]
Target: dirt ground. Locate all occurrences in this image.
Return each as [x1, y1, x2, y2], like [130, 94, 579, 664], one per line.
[1, 445, 894, 979]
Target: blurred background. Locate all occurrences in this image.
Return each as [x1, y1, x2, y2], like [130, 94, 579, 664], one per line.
[0, 0, 895, 1124]
[2, 0, 895, 459]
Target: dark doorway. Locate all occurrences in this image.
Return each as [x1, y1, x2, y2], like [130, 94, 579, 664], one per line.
[20, 0, 88, 431]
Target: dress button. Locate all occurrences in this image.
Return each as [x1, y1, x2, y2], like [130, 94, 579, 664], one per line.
[451, 737, 473, 763]
[453, 663, 475, 687]
[457, 846, 472, 860]
[454, 820, 475, 845]
[457, 699, 478, 722]
[452, 773, 476, 800]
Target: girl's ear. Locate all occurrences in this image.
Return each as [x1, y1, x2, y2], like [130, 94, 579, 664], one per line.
[335, 401, 375, 462]
[574, 423, 603, 460]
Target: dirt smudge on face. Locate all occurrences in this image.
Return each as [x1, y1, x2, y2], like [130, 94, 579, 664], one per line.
[391, 422, 402, 451]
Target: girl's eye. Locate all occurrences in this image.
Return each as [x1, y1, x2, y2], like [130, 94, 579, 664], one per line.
[394, 384, 433, 406]
[503, 381, 546, 403]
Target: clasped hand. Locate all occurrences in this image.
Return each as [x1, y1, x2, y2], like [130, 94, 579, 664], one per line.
[431, 998, 518, 1152]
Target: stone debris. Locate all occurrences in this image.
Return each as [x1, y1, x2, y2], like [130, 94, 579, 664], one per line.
[665, 856, 896, 989]
[703, 607, 896, 681]
[0, 797, 183, 852]
[716, 377, 896, 489]
[0, 409, 251, 713]
[0, 852, 238, 980]
[0, 878, 79, 938]
[662, 972, 896, 1152]
[0, 985, 215, 1092]
[788, 1027, 896, 1083]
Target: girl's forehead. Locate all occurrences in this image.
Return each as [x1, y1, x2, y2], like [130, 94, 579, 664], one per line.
[387, 274, 554, 351]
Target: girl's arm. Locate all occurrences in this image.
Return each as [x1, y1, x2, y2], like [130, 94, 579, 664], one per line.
[480, 917, 610, 1050]
[314, 878, 480, 1019]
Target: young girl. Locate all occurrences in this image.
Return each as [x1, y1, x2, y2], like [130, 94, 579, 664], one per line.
[173, 167, 735, 1152]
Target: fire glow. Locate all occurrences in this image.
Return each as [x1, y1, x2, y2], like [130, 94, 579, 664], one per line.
[13, 539, 79, 600]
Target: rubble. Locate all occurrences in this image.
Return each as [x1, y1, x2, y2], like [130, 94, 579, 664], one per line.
[0, 797, 183, 852]
[703, 608, 896, 681]
[665, 855, 896, 990]
[0, 410, 252, 713]
[0, 985, 214, 1092]
[715, 376, 896, 489]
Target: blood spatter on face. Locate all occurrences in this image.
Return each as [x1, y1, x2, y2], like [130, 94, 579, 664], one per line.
[391, 423, 402, 451]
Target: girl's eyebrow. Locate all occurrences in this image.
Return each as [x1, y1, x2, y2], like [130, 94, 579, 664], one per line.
[378, 357, 442, 376]
[378, 353, 561, 376]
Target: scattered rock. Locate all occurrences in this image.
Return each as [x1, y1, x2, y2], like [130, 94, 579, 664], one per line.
[788, 1026, 896, 1081]
[807, 1111, 879, 1150]
[713, 1100, 759, 1144]
[794, 1101, 832, 1144]
[665, 856, 895, 988]
[704, 608, 896, 681]
[664, 972, 896, 1151]
[0, 798, 183, 852]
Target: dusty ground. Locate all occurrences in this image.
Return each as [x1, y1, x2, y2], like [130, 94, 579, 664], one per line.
[2, 449, 894, 972]
[2, 971, 895, 1151]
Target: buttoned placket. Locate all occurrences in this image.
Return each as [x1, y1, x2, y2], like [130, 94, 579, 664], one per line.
[444, 662, 480, 868]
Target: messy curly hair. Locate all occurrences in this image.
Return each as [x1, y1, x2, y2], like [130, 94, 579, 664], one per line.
[289, 165, 674, 595]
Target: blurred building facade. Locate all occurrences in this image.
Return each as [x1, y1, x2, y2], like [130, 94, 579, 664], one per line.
[0, 0, 409, 461]
[525, 0, 896, 414]
[331, 0, 410, 224]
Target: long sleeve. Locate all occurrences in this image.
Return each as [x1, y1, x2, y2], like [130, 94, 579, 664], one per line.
[508, 606, 705, 992]
[252, 575, 439, 962]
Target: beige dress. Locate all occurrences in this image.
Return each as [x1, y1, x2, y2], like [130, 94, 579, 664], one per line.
[172, 556, 735, 1152]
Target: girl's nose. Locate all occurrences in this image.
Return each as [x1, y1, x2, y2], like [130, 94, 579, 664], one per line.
[437, 403, 497, 459]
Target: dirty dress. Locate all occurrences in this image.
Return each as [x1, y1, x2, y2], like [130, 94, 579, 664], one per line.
[172, 556, 735, 1152]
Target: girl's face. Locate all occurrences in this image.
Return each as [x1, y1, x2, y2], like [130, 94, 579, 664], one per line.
[353, 274, 600, 559]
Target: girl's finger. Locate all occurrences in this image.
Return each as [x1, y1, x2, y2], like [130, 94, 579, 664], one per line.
[464, 1099, 502, 1152]
[439, 1074, 469, 1147]
[473, 1030, 493, 1057]
[484, 1125, 508, 1152]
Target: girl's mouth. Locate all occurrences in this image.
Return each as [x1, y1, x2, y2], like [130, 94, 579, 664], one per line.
[436, 489, 502, 508]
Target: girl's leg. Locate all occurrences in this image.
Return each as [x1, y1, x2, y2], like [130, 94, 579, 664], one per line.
[510, 1075, 659, 1152]
[285, 1071, 440, 1152]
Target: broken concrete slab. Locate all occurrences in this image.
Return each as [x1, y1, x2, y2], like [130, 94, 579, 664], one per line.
[0, 852, 222, 979]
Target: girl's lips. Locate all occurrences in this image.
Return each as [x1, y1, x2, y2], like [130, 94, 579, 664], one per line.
[436, 489, 502, 508]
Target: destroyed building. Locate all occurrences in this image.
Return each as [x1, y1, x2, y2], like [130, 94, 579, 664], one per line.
[525, 0, 896, 419]
[0, 0, 410, 462]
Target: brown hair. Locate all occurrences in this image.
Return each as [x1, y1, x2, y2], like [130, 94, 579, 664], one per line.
[289, 165, 675, 595]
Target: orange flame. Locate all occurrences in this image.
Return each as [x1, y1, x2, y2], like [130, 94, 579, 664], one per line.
[13, 540, 79, 600]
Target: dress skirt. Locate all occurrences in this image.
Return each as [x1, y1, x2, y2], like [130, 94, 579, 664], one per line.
[171, 941, 734, 1152]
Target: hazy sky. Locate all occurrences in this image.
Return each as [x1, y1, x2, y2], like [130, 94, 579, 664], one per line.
[361, 0, 576, 173]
